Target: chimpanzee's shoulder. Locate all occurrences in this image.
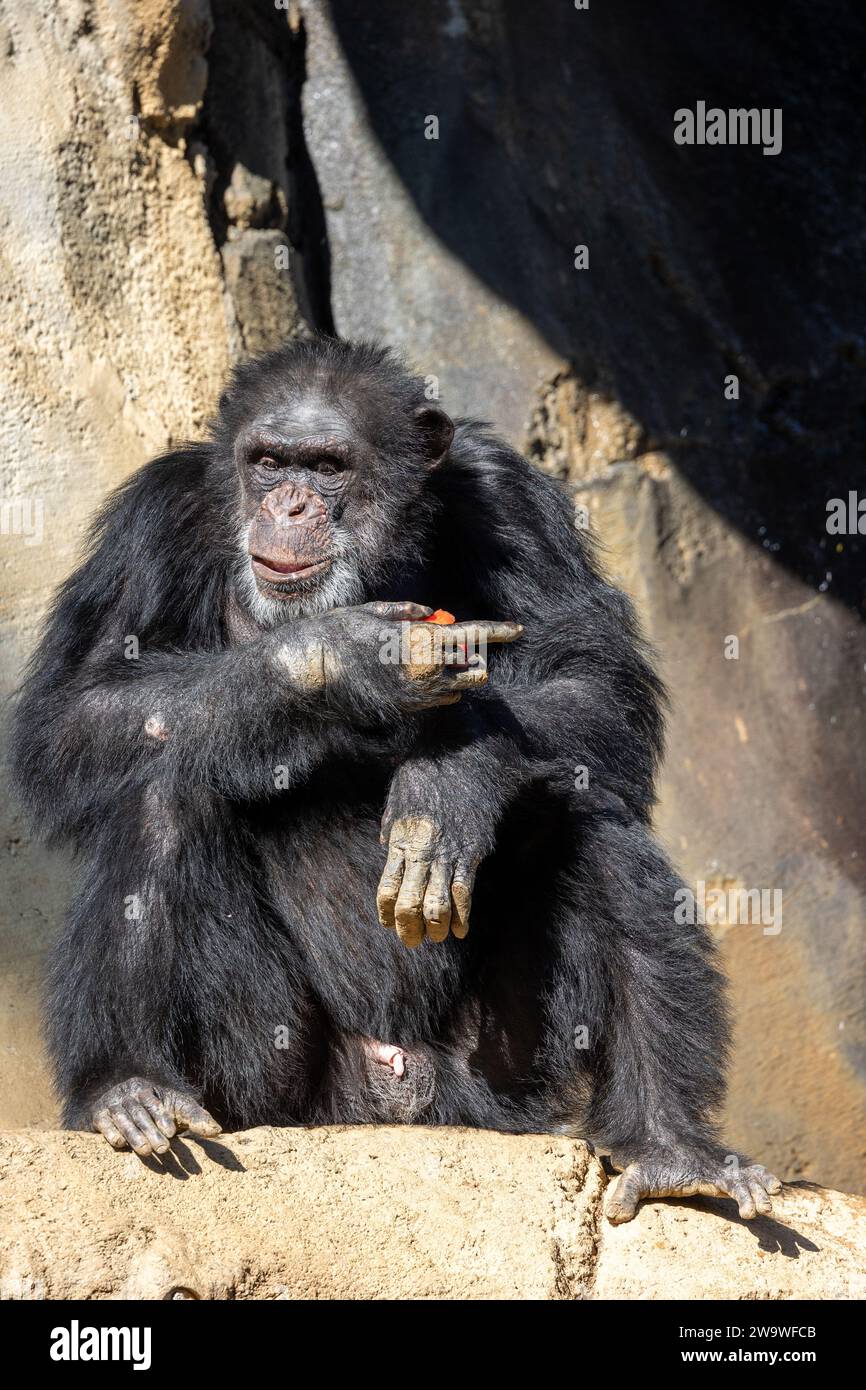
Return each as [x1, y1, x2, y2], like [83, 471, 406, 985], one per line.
[56, 444, 233, 647]
[449, 420, 536, 477]
[441, 419, 578, 531]
[88, 444, 223, 545]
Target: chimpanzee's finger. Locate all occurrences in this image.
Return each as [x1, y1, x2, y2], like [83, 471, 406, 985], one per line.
[93, 1108, 128, 1149]
[126, 1101, 171, 1154]
[364, 601, 433, 620]
[172, 1095, 222, 1137]
[422, 860, 453, 942]
[394, 857, 431, 948]
[110, 1107, 153, 1157]
[449, 622, 523, 647]
[376, 843, 405, 929]
[451, 871, 474, 939]
[446, 660, 488, 689]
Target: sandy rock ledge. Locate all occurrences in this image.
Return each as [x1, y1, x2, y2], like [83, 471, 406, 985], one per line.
[0, 1128, 863, 1301]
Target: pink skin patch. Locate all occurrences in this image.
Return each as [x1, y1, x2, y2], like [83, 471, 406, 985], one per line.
[361, 1037, 406, 1078]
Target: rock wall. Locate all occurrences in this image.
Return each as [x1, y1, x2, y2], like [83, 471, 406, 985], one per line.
[1, 0, 229, 1126]
[0, 0, 864, 1198]
[1, 1127, 863, 1300]
[0, 0, 308, 1125]
[295, 0, 866, 1194]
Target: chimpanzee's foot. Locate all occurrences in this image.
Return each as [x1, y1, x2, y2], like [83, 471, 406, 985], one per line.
[360, 1036, 407, 1078]
[90, 1077, 221, 1157]
[605, 1150, 782, 1224]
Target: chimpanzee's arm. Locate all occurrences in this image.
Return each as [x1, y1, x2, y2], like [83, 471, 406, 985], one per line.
[378, 439, 667, 947]
[13, 636, 344, 839]
[12, 602, 519, 842]
[377, 647, 662, 948]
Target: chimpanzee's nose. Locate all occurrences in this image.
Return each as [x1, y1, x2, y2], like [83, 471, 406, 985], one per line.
[264, 482, 327, 524]
[284, 493, 324, 522]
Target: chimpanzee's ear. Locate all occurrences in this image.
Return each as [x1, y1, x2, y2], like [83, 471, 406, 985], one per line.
[414, 406, 454, 468]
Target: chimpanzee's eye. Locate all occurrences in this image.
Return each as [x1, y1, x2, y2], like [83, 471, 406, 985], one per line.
[316, 455, 349, 476]
[258, 455, 281, 470]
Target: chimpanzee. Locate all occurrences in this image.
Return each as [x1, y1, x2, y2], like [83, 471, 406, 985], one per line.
[11, 337, 780, 1223]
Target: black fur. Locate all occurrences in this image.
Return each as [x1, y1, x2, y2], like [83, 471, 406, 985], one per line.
[11, 337, 729, 1169]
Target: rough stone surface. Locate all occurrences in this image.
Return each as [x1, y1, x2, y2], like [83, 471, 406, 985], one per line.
[585, 469, 866, 1194]
[0, 0, 864, 1213]
[0, 0, 234, 1128]
[1, 1127, 863, 1301]
[0, 1127, 604, 1301]
[221, 229, 304, 360]
[301, 1, 563, 443]
[595, 1179, 866, 1302]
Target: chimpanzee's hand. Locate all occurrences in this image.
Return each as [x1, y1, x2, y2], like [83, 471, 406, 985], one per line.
[377, 760, 502, 947]
[90, 1077, 221, 1157]
[274, 601, 522, 715]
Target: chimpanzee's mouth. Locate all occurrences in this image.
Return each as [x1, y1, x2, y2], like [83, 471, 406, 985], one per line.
[251, 555, 333, 589]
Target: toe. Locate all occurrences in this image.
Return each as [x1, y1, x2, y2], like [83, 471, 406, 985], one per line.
[127, 1101, 170, 1155]
[111, 1107, 153, 1158]
[93, 1108, 127, 1149]
[747, 1174, 774, 1217]
[173, 1095, 221, 1137]
[143, 1091, 177, 1141]
[730, 1178, 757, 1220]
[752, 1164, 783, 1195]
[605, 1168, 642, 1224]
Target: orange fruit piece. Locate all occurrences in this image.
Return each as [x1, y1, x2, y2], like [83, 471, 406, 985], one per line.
[423, 609, 456, 625]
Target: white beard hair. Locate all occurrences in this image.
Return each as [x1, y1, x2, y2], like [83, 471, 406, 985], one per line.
[235, 522, 364, 629]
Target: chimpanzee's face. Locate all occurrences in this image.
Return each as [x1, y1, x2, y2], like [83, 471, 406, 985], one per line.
[232, 386, 453, 626]
[237, 396, 364, 600]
